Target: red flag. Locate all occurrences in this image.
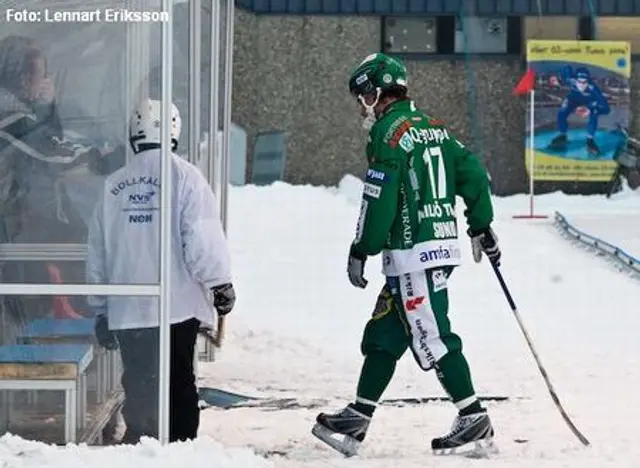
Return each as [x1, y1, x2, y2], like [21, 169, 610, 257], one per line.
[513, 68, 535, 96]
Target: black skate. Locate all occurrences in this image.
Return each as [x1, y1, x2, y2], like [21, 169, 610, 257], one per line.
[586, 137, 601, 156]
[311, 404, 370, 457]
[431, 410, 498, 458]
[547, 133, 568, 151]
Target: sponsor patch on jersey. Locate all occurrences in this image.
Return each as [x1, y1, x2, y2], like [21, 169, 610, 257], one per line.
[388, 120, 412, 148]
[432, 269, 448, 293]
[363, 182, 382, 199]
[355, 199, 368, 242]
[366, 168, 388, 182]
[398, 132, 414, 153]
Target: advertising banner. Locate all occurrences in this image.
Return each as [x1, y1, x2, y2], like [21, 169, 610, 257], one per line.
[526, 40, 631, 181]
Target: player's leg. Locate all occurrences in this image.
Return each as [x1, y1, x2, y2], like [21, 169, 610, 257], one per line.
[557, 98, 575, 133]
[586, 101, 609, 155]
[394, 269, 496, 454]
[169, 318, 200, 442]
[116, 327, 160, 444]
[550, 96, 578, 150]
[586, 110, 602, 155]
[313, 282, 409, 456]
[354, 281, 408, 414]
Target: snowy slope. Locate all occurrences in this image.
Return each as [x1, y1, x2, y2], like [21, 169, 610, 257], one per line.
[197, 177, 640, 467]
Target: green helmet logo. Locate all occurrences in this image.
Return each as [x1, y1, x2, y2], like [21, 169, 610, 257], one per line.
[348, 53, 408, 97]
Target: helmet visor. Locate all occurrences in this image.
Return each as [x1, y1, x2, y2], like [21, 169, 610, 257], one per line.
[349, 71, 376, 97]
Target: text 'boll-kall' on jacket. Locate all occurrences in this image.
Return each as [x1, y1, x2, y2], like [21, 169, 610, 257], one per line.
[85, 148, 232, 330]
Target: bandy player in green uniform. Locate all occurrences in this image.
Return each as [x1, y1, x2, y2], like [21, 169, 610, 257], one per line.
[312, 53, 502, 457]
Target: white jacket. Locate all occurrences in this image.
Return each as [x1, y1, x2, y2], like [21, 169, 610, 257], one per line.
[86, 148, 232, 330]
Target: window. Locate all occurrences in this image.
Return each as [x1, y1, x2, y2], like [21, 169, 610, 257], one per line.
[523, 16, 579, 41]
[597, 18, 640, 53]
[382, 16, 520, 56]
[382, 17, 437, 54]
[454, 16, 508, 54]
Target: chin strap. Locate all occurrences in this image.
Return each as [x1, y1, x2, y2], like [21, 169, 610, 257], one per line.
[358, 88, 381, 130]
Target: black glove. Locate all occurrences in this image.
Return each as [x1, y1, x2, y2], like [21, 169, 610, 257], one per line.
[94, 315, 118, 350]
[211, 283, 236, 316]
[347, 245, 368, 289]
[468, 227, 501, 267]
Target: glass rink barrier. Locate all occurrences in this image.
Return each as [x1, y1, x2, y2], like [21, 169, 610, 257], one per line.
[0, 0, 234, 445]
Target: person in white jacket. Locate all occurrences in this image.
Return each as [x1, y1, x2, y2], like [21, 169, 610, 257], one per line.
[86, 98, 235, 444]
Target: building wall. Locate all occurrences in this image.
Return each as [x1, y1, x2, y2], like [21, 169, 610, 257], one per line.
[233, 9, 639, 194]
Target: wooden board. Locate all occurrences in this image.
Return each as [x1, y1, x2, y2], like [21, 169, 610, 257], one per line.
[0, 363, 80, 380]
[0, 344, 93, 380]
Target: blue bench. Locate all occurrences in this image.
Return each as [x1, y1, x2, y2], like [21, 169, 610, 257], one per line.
[17, 318, 116, 404]
[20, 318, 95, 341]
[0, 343, 93, 443]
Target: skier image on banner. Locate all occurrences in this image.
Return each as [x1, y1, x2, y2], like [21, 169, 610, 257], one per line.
[547, 65, 610, 156]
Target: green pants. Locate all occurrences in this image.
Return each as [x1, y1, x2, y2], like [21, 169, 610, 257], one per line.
[358, 268, 478, 408]
[361, 268, 461, 370]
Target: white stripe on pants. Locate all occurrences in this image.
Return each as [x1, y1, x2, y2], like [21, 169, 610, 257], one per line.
[398, 270, 449, 371]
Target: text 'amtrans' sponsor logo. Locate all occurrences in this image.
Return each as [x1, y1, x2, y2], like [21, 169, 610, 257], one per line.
[405, 296, 425, 312]
[419, 244, 461, 263]
[366, 168, 388, 182]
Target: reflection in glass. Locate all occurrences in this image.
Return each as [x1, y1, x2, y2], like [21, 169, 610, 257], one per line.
[0, 295, 160, 445]
[0, 0, 175, 446]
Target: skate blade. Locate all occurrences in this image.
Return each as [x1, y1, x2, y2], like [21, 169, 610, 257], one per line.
[311, 423, 361, 457]
[433, 437, 499, 459]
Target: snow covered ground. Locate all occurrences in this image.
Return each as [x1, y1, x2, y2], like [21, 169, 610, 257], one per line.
[555, 207, 640, 260]
[2, 176, 639, 467]
[196, 177, 640, 467]
[0, 433, 273, 468]
[563, 214, 640, 258]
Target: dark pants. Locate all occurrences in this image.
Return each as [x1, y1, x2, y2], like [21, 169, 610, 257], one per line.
[116, 317, 200, 443]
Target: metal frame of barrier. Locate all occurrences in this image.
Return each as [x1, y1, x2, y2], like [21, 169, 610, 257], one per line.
[553, 211, 640, 277]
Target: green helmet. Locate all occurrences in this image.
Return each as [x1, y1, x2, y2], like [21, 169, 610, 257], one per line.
[348, 53, 408, 98]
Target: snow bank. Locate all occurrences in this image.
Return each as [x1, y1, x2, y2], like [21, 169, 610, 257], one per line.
[0, 434, 273, 468]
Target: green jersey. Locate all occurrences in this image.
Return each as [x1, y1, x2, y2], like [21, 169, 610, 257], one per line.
[352, 99, 494, 277]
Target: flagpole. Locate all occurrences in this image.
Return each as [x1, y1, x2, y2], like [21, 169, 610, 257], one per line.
[528, 89, 535, 216]
[513, 70, 548, 219]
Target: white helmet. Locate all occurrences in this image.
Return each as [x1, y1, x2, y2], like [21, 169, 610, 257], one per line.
[129, 98, 182, 153]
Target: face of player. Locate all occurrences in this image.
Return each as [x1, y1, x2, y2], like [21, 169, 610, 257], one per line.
[357, 93, 378, 117]
[576, 78, 588, 93]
